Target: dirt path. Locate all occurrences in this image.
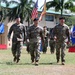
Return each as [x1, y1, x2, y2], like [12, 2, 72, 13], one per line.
[0, 65, 75, 75]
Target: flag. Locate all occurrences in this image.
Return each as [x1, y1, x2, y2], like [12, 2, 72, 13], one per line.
[0, 44, 7, 50]
[68, 46, 75, 52]
[31, 0, 38, 20]
[0, 23, 4, 34]
[70, 26, 75, 45]
[68, 26, 75, 52]
[39, 0, 46, 22]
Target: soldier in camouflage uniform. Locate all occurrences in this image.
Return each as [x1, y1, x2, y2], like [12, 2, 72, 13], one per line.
[42, 26, 49, 54]
[8, 17, 26, 63]
[53, 16, 70, 65]
[27, 18, 44, 66]
[49, 28, 56, 54]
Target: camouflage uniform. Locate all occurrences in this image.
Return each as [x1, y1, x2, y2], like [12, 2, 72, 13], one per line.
[8, 23, 26, 62]
[42, 28, 49, 53]
[49, 28, 56, 54]
[27, 25, 44, 63]
[53, 24, 70, 63]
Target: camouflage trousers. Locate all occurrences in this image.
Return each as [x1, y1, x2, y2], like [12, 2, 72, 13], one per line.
[56, 41, 66, 62]
[42, 38, 48, 53]
[11, 41, 23, 59]
[49, 40, 56, 53]
[29, 42, 41, 62]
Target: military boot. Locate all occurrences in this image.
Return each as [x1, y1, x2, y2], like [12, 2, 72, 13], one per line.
[13, 56, 17, 62]
[35, 60, 39, 66]
[16, 56, 20, 63]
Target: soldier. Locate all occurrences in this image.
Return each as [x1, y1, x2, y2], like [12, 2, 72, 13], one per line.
[8, 16, 26, 63]
[49, 28, 56, 54]
[53, 16, 70, 65]
[27, 18, 44, 66]
[42, 26, 49, 54]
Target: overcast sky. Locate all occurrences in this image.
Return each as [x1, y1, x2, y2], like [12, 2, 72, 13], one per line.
[7, 0, 75, 8]
[7, 0, 50, 8]
[33, 0, 50, 8]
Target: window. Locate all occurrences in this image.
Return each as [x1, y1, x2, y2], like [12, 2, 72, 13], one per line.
[45, 15, 54, 21]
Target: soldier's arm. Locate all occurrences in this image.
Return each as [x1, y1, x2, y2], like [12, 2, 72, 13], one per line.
[7, 25, 13, 41]
[40, 30, 45, 44]
[23, 25, 26, 42]
[46, 31, 49, 38]
[66, 28, 70, 42]
[53, 26, 56, 36]
[26, 27, 31, 43]
[53, 27, 57, 37]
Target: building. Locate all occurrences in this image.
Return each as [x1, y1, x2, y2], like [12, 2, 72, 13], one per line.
[38, 9, 72, 29]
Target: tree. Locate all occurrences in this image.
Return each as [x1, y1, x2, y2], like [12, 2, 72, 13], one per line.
[46, 0, 75, 16]
[8, 0, 35, 26]
[0, 0, 8, 21]
[65, 16, 75, 26]
[0, 0, 18, 21]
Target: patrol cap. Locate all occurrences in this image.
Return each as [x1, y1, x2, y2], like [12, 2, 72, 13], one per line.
[59, 16, 65, 20]
[33, 18, 39, 21]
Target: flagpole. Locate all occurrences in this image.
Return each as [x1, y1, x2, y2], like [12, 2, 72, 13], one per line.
[38, 0, 46, 22]
[43, 0, 46, 26]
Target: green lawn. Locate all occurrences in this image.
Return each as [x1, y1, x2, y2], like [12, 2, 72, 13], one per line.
[0, 48, 75, 75]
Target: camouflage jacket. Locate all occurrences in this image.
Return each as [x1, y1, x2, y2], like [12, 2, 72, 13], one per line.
[8, 23, 26, 42]
[53, 24, 70, 42]
[27, 24, 44, 43]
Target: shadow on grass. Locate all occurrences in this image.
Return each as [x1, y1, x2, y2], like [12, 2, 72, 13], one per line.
[0, 61, 62, 66]
[39, 62, 61, 65]
[0, 62, 31, 65]
[5, 62, 32, 65]
[6, 62, 61, 66]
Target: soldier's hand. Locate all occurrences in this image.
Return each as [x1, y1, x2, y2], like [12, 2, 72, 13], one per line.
[23, 41, 26, 44]
[8, 39, 10, 41]
[67, 41, 70, 45]
[17, 38, 23, 41]
[27, 39, 30, 43]
[54, 36, 57, 40]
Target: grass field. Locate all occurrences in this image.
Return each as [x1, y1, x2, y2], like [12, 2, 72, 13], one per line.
[0, 47, 75, 75]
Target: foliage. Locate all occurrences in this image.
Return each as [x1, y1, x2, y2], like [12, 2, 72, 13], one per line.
[0, 0, 19, 21]
[65, 16, 75, 26]
[8, 0, 35, 24]
[46, 0, 75, 16]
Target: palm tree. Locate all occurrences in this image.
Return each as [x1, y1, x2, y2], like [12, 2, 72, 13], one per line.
[0, 0, 19, 21]
[8, 0, 35, 26]
[46, 0, 75, 16]
[0, 0, 7, 21]
[65, 16, 75, 26]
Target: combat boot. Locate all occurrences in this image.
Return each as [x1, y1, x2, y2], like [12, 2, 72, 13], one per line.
[61, 62, 65, 65]
[61, 58, 65, 65]
[57, 59, 59, 64]
[35, 60, 39, 66]
[31, 60, 35, 65]
[13, 56, 17, 62]
[16, 58, 20, 63]
[16, 56, 20, 63]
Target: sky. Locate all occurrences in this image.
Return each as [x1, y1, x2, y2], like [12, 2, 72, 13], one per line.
[7, 0, 75, 8]
[7, 0, 50, 8]
[33, 0, 50, 8]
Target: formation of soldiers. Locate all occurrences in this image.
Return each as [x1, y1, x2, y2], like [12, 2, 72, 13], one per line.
[8, 16, 70, 66]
